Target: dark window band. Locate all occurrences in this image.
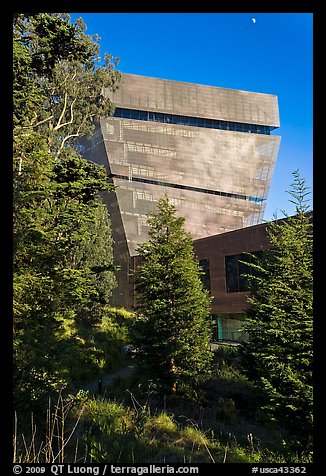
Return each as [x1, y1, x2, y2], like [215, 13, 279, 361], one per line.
[225, 251, 264, 293]
[113, 107, 276, 135]
[109, 173, 264, 203]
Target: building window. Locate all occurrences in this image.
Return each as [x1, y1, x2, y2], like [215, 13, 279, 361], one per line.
[211, 316, 249, 342]
[109, 173, 264, 203]
[225, 251, 263, 293]
[113, 107, 275, 135]
[199, 259, 211, 293]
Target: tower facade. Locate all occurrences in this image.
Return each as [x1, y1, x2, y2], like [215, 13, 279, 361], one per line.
[79, 73, 281, 308]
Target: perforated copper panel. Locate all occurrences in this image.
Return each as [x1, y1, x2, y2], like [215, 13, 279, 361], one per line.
[106, 73, 280, 127]
[80, 73, 281, 307]
[101, 114, 280, 256]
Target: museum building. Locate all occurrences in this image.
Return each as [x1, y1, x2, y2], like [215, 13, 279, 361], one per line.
[79, 73, 281, 341]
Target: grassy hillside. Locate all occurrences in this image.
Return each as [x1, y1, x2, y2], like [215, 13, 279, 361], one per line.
[13, 345, 313, 464]
[54, 306, 136, 390]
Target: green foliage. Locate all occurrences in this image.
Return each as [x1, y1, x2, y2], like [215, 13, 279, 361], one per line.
[132, 195, 213, 395]
[13, 147, 117, 403]
[81, 396, 222, 463]
[241, 171, 313, 447]
[13, 13, 121, 411]
[13, 14, 120, 138]
[53, 306, 136, 386]
[77, 394, 302, 463]
[14, 353, 313, 464]
[14, 304, 135, 414]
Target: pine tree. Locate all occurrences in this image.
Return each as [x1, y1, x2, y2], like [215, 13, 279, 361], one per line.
[241, 170, 313, 446]
[132, 196, 213, 396]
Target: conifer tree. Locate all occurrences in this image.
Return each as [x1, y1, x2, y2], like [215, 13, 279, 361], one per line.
[241, 170, 313, 446]
[132, 196, 213, 396]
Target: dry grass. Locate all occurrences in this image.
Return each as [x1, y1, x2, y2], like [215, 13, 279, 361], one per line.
[13, 392, 86, 463]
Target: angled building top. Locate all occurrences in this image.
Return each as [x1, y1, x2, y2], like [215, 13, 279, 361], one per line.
[80, 73, 281, 307]
[105, 73, 280, 128]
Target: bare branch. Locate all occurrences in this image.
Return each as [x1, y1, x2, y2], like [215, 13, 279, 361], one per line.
[53, 71, 78, 130]
[21, 115, 54, 130]
[55, 128, 82, 159]
[54, 97, 77, 131]
[55, 92, 68, 130]
[30, 111, 38, 126]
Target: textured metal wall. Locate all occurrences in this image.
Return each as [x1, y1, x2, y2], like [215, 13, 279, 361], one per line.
[101, 112, 280, 256]
[80, 73, 281, 307]
[106, 73, 280, 127]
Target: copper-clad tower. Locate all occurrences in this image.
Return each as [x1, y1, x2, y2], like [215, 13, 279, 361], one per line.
[79, 73, 280, 308]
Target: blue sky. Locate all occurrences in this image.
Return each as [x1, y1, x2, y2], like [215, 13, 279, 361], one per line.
[70, 12, 313, 221]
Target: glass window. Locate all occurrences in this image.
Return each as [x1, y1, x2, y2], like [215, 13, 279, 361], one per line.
[129, 109, 139, 120]
[216, 317, 249, 342]
[225, 251, 263, 293]
[225, 255, 239, 293]
[187, 116, 197, 126]
[211, 315, 249, 343]
[139, 110, 147, 121]
[112, 107, 272, 135]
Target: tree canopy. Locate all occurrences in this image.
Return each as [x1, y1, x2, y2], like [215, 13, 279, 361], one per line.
[132, 196, 213, 396]
[241, 170, 313, 448]
[13, 13, 121, 408]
